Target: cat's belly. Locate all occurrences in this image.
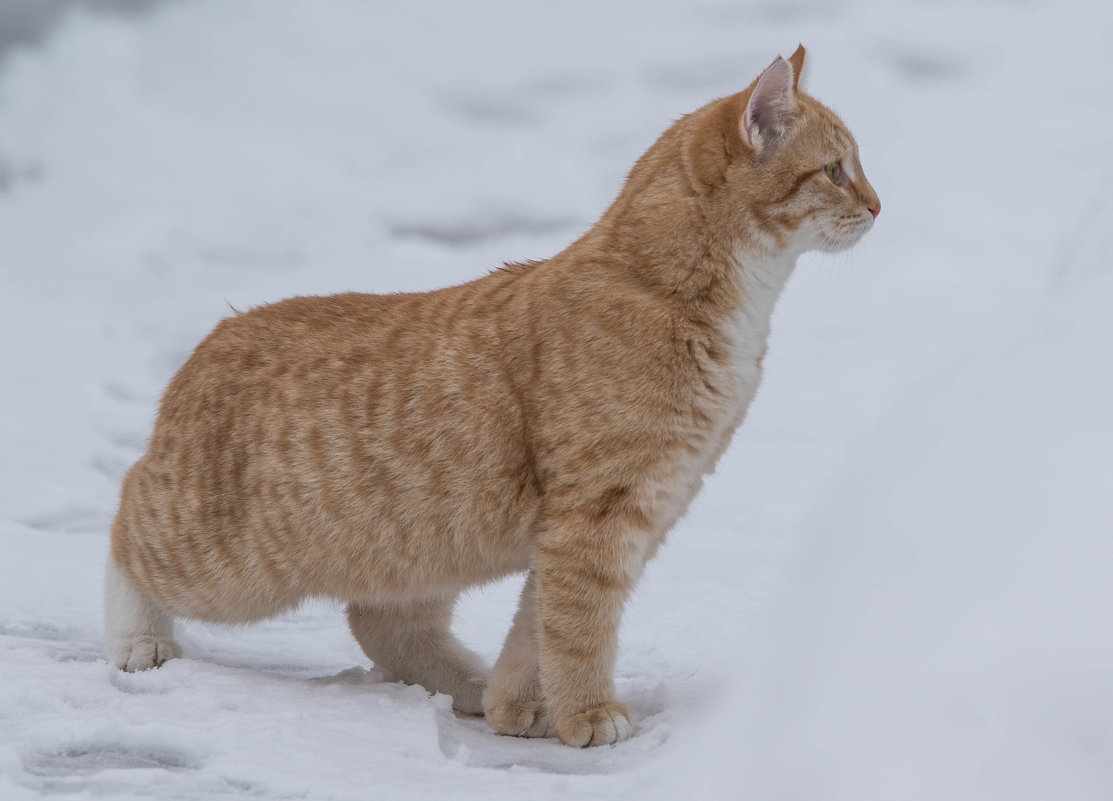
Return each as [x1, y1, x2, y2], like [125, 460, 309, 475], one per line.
[317, 498, 539, 605]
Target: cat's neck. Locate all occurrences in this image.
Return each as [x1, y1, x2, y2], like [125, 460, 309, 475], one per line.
[732, 246, 797, 333]
[569, 137, 799, 329]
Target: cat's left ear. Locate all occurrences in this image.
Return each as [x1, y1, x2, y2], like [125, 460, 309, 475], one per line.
[787, 44, 808, 91]
[741, 56, 798, 154]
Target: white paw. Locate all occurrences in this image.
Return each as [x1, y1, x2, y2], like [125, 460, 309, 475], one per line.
[108, 635, 181, 671]
[553, 702, 633, 747]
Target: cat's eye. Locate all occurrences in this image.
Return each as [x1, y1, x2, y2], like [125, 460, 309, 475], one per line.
[824, 162, 843, 184]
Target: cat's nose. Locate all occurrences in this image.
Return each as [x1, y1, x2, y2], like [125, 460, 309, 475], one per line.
[868, 201, 881, 219]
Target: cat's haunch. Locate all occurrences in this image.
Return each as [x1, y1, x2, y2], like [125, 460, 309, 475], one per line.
[105, 45, 878, 748]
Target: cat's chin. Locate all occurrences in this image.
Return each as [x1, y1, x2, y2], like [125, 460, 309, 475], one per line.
[818, 223, 873, 253]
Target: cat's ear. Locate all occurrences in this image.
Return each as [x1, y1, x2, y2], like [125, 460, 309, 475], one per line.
[741, 56, 797, 154]
[787, 44, 808, 92]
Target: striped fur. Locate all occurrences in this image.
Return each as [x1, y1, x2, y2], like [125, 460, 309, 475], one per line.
[105, 45, 878, 747]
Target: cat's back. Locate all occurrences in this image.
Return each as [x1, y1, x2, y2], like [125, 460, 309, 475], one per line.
[160, 277, 526, 426]
[150, 291, 429, 449]
[175, 291, 430, 385]
[154, 271, 539, 479]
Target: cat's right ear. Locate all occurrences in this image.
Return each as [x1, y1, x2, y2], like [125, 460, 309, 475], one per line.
[741, 56, 797, 155]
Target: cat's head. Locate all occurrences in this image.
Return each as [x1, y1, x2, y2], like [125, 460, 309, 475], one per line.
[686, 45, 880, 255]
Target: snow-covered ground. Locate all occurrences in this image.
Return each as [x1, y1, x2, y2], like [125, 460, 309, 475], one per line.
[1, 1, 1110, 798]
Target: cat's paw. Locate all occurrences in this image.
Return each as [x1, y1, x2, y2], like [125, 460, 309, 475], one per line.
[485, 698, 553, 738]
[107, 635, 181, 672]
[553, 702, 633, 747]
[448, 676, 488, 716]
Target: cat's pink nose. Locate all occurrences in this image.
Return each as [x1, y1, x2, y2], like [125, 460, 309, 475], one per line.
[868, 201, 881, 219]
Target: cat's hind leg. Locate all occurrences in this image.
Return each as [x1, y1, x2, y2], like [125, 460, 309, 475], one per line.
[484, 571, 552, 737]
[347, 595, 488, 714]
[104, 557, 181, 671]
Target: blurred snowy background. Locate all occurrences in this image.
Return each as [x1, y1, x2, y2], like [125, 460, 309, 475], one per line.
[0, 1, 1110, 799]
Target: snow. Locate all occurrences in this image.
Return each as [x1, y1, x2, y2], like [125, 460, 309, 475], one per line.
[1, 0, 1111, 798]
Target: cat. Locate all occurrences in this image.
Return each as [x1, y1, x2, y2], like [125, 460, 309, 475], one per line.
[105, 45, 879, 747]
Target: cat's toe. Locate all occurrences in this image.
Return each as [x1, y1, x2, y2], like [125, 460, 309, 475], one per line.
[486, 699, 553, 738]
[109, 635, 181, 671]
[553, 702, 633, 747]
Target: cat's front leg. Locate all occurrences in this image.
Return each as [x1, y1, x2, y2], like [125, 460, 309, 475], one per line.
[533, 511, 642, 747]
[484, 570, 552, 738]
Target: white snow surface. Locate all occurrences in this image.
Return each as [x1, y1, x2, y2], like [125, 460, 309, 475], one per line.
[1, 1, 1111, 798]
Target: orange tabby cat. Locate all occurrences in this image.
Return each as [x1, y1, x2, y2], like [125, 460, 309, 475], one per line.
[105, 46, 878, 747]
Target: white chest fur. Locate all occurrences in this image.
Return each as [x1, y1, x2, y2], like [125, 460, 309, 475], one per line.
[645, 250, 797, 548]
[722, 249, 796, 415]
